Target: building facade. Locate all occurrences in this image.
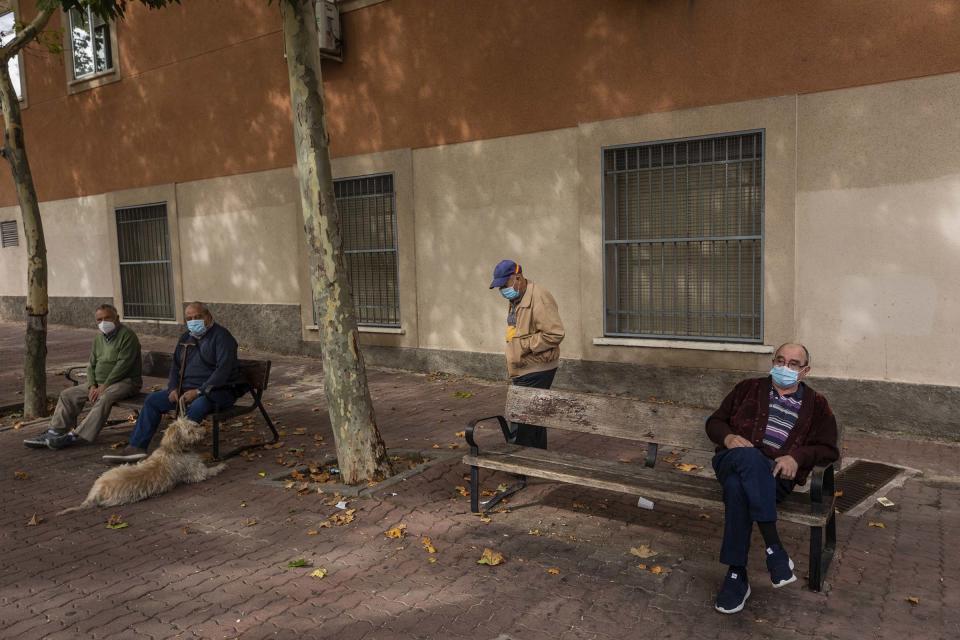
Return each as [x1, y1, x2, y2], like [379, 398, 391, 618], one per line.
[1, 0, 959, 437]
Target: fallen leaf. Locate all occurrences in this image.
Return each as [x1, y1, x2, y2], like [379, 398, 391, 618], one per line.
[106, 514, 128, 530]
[421, 537, 437, 553]
[698, 514, 711, 520]
[27, 513, 42, 526]
[477, 548, 505, 566]
[497, 483, 509, 492]
[455, 485, 469, 497]
[455, 431, 465, 438]
[385, 523, 407, 539]
[868, 521, 886, 529]
[310, 568, 328, 579]
[181, 527, 191, 535]
[834, 490, 844, 497]
[240, 501, 247, 508]
[453, 391, 473, 399]
[675, 463, 700, 473]
[479, 515, 492, 524]
[307, 529, 319, 536]
[547, 567, 560, 575]
[650, 565, 670, 575]
[329, 509, 356, 526]
[428, 557, 437, 564]
[293, 428, 307, 435]
[243, 518, 257, 527]
[480, 489, 496, 498]
[431, 444, 441, 449]
[637, 563, 647, 570]
[257, 472, 267, 478]
[528, 529, 542, 536]
[906, 596, 920, 605]
[110, 441, 125, 449]
[13, 471, 28, 480]
[630, 544, 658, 559]
[286, 559, 311, 568]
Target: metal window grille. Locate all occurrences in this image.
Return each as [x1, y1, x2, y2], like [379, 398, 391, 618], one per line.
[1, 219, 17, 247]
[115, 204, 175, 320]
[602, 131, 763, 342]
[313, 174, 400, 327]
[69, 7, 113, 80]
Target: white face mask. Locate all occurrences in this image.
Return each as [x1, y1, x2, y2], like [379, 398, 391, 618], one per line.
[98, 320, 116, 335]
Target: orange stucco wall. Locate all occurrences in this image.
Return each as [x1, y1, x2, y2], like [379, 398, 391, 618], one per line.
[3, 0, 960, 205]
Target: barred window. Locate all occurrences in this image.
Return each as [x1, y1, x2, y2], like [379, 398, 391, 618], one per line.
[1, 219, 17, 247]
[603, 131, 763, 342]
[69, 6, 113, 80]
[314, 174, 400, 327]
[115, 204, 176, 320]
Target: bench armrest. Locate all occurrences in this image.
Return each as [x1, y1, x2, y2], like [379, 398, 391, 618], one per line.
[65, 366, 86, 387]
[465, 415, 512, 454]
[809, 462, 836, 504]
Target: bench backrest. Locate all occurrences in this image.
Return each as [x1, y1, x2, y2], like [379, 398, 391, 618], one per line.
[141, 351, 272, 392]
[506, 385, 714, 452]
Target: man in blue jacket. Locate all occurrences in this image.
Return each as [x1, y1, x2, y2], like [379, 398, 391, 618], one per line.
[103, 302, 243, 463]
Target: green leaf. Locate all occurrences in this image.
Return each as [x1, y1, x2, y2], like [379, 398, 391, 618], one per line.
[106, 522, 129, 530]
[452, 391, 473, 399]
[286, 558, 311, 568]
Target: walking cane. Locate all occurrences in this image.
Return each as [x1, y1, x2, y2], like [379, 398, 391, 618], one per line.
[176, 342, 194, 418]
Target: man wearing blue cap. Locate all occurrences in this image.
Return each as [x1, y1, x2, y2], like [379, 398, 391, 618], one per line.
[489, 260, 565, 449]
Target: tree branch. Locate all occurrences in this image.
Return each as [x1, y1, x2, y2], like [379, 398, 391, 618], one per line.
[0, 7, 55, 61]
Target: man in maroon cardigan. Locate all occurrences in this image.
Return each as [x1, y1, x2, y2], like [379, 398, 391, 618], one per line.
[705, 343, 839, 614]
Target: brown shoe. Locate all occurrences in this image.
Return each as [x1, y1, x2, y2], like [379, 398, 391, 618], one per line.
[102, 446, 148, 464]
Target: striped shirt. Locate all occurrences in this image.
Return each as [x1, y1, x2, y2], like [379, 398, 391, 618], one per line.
[762, 385, 804, 450]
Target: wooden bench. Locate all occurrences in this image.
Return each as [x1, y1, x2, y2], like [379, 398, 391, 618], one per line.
[67, 351, 279, 460]
[463, 385, 839, 591]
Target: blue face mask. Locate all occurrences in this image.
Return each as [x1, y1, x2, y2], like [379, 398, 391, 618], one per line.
[186, 319, 207, 336]
[770, 365, 800, 388]
[500, 287, 520, 301]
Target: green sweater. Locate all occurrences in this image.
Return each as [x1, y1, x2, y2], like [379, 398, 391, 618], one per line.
[86, 324, 142, 387]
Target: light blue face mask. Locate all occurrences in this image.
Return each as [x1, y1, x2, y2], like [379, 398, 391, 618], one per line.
[770, 365, 799, 388]
[186, 319, 207, 336]
[500, 287, 520, 301]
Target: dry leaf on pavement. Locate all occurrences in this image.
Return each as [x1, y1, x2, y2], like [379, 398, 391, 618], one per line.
[310, 568, 328, 579]
[650, 565, 670, 575]
[479, 515, 492, 524]
[547, 568, 560, 575]
[384, 523, 407, 539]
[675, 463, 700, 472]
[455, 431, 466, 438]
[421, 537, 437, 553]
[637, 563, 647, 570]
[329, 509, 356, 526]
[868, 521, 886, 528]
[428, 557, 438, 564]
[27, 513, 42, 526]
[106, 514, 128, 530]
[477, 548, 505, 566]
[243, 518, 257, 527]
[528, 529, 542, 536]
[455, 485, 469, 497]
[629, 544, 658, 559]
[906, 596, 920, 605]
[13, 471, 28, 480]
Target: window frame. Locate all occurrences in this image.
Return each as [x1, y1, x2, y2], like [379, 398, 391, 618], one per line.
[312, 171, 402, 328]
[62, 6, 120, 93]
[600, 129, 765, 344]
[114, 202, 177, 321]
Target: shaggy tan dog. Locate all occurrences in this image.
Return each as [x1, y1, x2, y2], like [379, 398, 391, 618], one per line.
[62, 416, 226, 512]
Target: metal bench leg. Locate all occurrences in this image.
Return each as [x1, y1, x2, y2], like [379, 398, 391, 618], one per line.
[212, 415, 221, 461]
[470, 466, 480, 514]
[478, 476, 527, 514]
[256, 397, 280, 444]
[808, 509, 837, 592]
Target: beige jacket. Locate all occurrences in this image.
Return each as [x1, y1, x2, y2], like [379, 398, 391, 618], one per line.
[504, 281, 565, 378]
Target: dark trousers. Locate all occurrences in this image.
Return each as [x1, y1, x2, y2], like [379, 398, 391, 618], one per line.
[130, 389, 236, 450]
[510, 368, 557, 449]
[712, 446, 795, 567]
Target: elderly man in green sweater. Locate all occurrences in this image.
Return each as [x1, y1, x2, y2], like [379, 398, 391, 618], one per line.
[23, 303, 142, 450]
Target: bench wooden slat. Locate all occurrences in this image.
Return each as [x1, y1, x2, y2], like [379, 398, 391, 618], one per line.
[506, 385, 712, 450]
[141, 351, 270, 391]
[464, 445, 834, 527]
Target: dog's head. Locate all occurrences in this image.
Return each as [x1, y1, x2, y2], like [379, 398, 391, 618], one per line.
[160, 416, 206, 451]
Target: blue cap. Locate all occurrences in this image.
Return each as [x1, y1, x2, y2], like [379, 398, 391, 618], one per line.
[489, 259, 521, 289]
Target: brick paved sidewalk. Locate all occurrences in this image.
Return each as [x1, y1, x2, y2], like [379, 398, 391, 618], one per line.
[1, 321, 957, 639]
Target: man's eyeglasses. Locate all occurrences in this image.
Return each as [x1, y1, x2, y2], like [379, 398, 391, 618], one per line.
[773, 356, 807, 371]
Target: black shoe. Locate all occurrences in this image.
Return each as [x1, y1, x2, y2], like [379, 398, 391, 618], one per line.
[46, 432, 83, 450]
[23, 429, 65, 449]
[102, 446, 148, 463]
[715, 568, 751, 614]
[766, 544, 797, 588]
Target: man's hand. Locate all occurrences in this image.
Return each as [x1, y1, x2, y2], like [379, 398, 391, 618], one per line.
[181, 389, 200, 404]
[772, 455, 799, 480]
[88, 385, 101, 403]
[723, 434, 753, 449]
[168, 388, 179, 403]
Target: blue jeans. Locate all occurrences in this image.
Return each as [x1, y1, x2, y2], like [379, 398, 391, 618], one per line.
[129, 389, 236, 450]
[712, 447, 795, 567]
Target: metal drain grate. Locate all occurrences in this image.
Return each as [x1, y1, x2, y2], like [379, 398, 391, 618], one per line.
[834, 460, 903, 513]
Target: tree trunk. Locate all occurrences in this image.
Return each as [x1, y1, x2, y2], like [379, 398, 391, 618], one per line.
[280, 0, 391, 484]
[0, 13, 52, 418]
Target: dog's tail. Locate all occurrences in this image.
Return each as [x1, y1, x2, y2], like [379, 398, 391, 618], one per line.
[56, 502, 93, 516]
